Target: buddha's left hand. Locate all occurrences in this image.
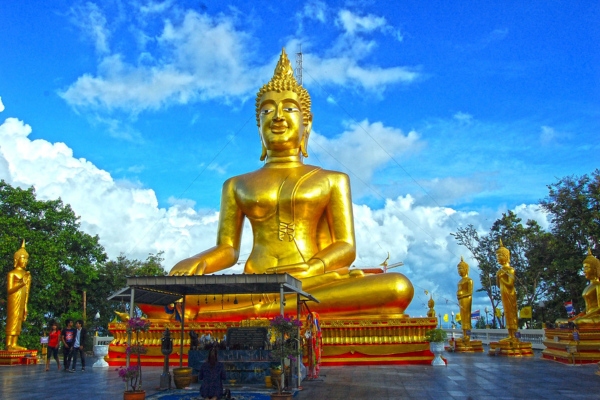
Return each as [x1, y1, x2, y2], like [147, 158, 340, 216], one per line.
[266, 259, 325, 277]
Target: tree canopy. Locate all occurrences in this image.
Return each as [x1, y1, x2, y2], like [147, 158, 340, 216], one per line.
[453, 170, 600, 327]
[0, 180, 166, 349]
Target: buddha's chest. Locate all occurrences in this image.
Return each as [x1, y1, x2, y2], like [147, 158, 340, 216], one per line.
[235, 168, 329, 221]
[583, 283, 599, 305]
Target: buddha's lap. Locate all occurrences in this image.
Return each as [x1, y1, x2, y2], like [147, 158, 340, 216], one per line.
[139, 272, 413, 320]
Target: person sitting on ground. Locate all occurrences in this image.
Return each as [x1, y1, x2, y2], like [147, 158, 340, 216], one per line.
[61, 319, 76, 373]
[46, 321, 61, 371]
[199, 347, 226, 400]
[71, 319, 87, 372]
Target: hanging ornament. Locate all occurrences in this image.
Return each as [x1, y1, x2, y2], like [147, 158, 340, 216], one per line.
[234, 295, 238, 305]
[213, 295, 216, 303]
[221, 295, 224, 310]
[205, 294, 208, 304]
[251, 294, 254, 305]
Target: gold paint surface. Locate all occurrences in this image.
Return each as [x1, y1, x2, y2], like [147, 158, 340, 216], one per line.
[5, 241, 32, 351]
[140, 48, 414, 322]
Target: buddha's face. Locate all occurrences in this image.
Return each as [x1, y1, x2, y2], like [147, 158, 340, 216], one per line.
[458, 265, 468, 277]
[15, 254, 28, 269]
[259, 90, 309, 152]
[496, 253, 509, 265]
[583, 262, 598, 280]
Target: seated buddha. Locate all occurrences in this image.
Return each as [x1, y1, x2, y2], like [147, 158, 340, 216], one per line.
[570, 249, 600, 327]
[138, 48, 414, 322]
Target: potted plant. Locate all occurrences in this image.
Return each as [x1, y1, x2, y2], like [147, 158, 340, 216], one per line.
[269, 315, 302, 400]
[424, 328, 447, 366]
[116, 317, 151, 399]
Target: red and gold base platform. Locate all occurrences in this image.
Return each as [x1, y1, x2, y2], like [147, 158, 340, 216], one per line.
[542, 328, 600, 365]
[488, 340, 533, 357]
[107, 317, 437, 366]
[446, 338, 484, 353]
[0, 350, 39, 365]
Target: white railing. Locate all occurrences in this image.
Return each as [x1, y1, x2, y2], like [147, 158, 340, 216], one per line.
[443, 328, 546, 350]
[93, 336, 114, 346]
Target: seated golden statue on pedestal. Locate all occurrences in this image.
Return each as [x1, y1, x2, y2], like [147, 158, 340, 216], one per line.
[139, 49, 414, 322]
[571, 248, 600, 327]
[5, 241, 32, 351]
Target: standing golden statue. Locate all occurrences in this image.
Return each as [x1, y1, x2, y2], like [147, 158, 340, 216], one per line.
[426, 295, 435, 318]
[453, 257, 483, 352]
[5, 240, 32, 351]
[139, 48, 414, 321]
[488, 239, 532, 356]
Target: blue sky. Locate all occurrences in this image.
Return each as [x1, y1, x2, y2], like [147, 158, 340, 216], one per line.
[1, 0, 598, 318]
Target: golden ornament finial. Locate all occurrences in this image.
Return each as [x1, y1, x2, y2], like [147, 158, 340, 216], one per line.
[588, 247, 593, 256]
[499, 238, 503, 247]
[273, 48, 295, 79]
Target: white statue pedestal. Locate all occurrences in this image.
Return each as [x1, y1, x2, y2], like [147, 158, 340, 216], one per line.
[92, 345, 109, 368]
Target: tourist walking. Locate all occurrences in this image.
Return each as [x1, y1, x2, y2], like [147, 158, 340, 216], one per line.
[46, 321, 61, 371]
[198, 347, 226, 400]
[71, 319, 87, 372]
[61, 319, 76, 372]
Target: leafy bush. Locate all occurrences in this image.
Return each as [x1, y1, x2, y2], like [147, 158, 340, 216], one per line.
[424, 328, 448, 343]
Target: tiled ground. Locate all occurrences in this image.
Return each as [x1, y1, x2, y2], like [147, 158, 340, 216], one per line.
[0, 349, 598, 399]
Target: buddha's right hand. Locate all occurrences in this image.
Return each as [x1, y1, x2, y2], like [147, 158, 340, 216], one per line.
[169, 257, 207, 276]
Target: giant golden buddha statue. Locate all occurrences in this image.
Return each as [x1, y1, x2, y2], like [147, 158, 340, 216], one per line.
[5, 241, 32, 351]
[139, 48, 414, 322]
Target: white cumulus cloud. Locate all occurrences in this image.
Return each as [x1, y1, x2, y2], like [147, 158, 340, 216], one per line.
[0, 107, 549, 316]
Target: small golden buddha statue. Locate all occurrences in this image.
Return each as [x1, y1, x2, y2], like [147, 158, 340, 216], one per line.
[139, 48, 414, 321]
[496, 239, 518, 341]
[5, 240, 32, 351]
[426, 295, 435, 318]
[572, 248, 600, 327]
[456, 256, 472, 342]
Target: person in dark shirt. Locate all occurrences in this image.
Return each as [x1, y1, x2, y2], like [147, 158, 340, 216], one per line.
[199, 347, 226, 400]
[61, 319, 76, 373]
[71, 320, 87, 372]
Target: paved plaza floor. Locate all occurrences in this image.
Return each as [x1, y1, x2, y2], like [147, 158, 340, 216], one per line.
[0, 349, 598, 399]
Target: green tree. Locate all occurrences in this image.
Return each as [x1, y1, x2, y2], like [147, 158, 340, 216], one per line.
[86, 252, 167, 334]
[539, 170, 600, 322]
[0, 180, 106, 349]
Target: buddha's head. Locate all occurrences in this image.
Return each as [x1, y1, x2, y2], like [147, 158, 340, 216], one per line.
[583, 248, 600, 281]
[13, 240, 29, 269]
[496, 239, 510, 265]
[255, 48, 312, 160]
[457, 256, 469, 277]
[427, 295, 435, 309]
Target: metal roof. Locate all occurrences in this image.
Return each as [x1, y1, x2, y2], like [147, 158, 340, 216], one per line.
[107, 273, 319, 306]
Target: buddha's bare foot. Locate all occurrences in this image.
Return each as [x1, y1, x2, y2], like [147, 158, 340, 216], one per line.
[7, 344, 27, 351]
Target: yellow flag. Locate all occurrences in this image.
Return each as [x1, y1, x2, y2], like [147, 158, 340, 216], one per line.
[519, 306, 532, 319]
[495, 308, 502, 318]
[456, 313, 461, 322]
[443, 314, 448, 322]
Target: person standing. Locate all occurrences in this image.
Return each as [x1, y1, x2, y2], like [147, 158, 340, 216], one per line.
[61, 319, 76, 372]
[71, 320, 87, 372]
[46, 321, 61, 371]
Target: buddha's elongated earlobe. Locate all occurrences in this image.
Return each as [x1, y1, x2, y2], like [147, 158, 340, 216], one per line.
[300, 113, 313, 158]
[260, 134, 267, 161]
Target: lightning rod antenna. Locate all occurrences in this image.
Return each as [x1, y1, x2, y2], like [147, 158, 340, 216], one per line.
[295, 44, 303, 86]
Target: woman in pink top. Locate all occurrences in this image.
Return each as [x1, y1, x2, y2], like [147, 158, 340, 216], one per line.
[46, 322, 61, 371]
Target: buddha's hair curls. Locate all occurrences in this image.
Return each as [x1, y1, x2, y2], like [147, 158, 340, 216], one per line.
[255, 48, 311, 127]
